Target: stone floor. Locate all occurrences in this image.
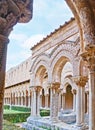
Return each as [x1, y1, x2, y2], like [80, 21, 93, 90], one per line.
[23, 111, 89, 130]
[23, 115, 89, 130]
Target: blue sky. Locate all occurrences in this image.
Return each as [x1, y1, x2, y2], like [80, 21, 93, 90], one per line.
[6, 0, 73, 70]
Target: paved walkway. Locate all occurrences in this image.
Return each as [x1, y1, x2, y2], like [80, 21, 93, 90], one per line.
[15, 122, 24, 128]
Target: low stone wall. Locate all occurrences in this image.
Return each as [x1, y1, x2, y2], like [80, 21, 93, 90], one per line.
[58, 110, 76, 124]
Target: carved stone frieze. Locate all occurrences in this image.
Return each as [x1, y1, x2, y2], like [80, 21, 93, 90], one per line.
[72, 76, 88, 87]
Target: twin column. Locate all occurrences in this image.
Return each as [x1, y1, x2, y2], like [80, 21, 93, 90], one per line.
[31, 86, 42, 117]
[73, 76, 88, 126]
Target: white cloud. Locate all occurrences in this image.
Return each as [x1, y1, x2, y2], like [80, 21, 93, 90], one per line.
[6, 49, 31, 70]
[22, 34, 45, 49]
[6, 34, 45, 70]
[33, 0, 48, 15]
[7, 0, 73, 70]
[9, 33, 28, 43]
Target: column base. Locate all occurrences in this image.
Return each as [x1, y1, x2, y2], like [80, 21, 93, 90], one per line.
[73, 123, 89, 130]
[22, 115, 42, 130]
[49, 117, 59, 123]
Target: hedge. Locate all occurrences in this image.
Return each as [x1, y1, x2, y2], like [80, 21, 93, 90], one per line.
[4, 105, 10, 110]
[3, 112, 31, 123]
[40, 109, 50, 117]
[4, 105, 31, 112]
[11, 106, 31, 112]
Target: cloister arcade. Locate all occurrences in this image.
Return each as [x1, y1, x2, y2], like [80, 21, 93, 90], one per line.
[0, 0, 94, 130]
[4, 18, 91, 129]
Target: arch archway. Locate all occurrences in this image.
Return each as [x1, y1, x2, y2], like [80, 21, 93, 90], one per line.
[65, 85, 73, 110]
[65, 0, 95, 50]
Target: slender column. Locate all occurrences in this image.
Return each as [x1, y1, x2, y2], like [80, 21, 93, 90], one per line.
[24, 95, 26, 106]
[76, 87, 81, 125]
[72, 89, 76, 112]
[15, 97, 17, 105]
[30, 88, 35, 115]
[37, 86, 42, 116]
[10, 94, 12, 107]
[37, 92, 40, 116]
[18, 96, 20, 106]
[13, 95, 15, 105]
[81, 47, 95, 130]
[81, 87, 85, 124]
[21, 96, 23, 106]
[17, 97, 19, 105]
[28, 95, 30, 107]
[89, 63, 95, 130]
[30, 86, 41, 116]
[58, 92, 61, 111]
[31, 90, 33, 115]
[62, 93, 66, 110]
[73, 76, 88, 127]
[50, 82, 60, 123]
[86, 91, 89, 114]
[0, 35, 9, 129]
[45, 94, 49, 108]
[40, 95, 42, 108]
[33, 88, 37, 116]
[0, 1, 33, 129]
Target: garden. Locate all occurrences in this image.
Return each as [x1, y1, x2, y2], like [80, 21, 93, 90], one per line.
[3, 105, 31, 130]
[3, 105, 50, 130]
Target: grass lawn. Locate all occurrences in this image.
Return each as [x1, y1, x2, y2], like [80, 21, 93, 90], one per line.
[3, 120, 25, 130]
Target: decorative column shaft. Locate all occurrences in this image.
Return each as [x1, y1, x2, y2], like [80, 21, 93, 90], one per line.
[86, 91, 89, 114]
[24, 95, 26, 106]
[36, 86, 42, 116]
[32, 88, 37, 116]
[30, 87, 36, 116]
[0, 0, 33, 129]
[73, 76, 88, 126]
[62, 93, 66, 110]
[31, 90, 33, 115]
[45, 95, 49, 108]
[28, 95, 30, 107]
[0, 35, 9, 129]
[50, 82, 60, 123]
[30, 86, 41, 117]
[40, 95, 42, 108]
[21, 96, 23, 106]
[58, 92, 61, 111]
[81, 47, 95, 130]
[72, 89, 76, 112]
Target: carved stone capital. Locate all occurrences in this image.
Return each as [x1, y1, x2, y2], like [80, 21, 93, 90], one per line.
[62, 93, 66, 96]
[86, 91, 89, 95]
[81, 46, 95, 72]
[72, 89, 77, 94]
[36, 86, 42, 92]
[51, 82, 60, 90]
[73, 76, 88, 87]
[30, 85, 42, 92]
[47, 82, 60, 93]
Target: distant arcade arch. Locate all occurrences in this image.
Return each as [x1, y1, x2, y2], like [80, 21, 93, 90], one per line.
[65, 85, 73, 110]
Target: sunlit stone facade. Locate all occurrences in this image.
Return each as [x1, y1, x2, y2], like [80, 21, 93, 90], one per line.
[5, 18, 90, 129]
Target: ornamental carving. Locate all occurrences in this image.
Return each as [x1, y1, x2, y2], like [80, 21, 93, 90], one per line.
[72, 76, 88, 87]
[0, 0, 33, 36]
[81, 46, 95, 72]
